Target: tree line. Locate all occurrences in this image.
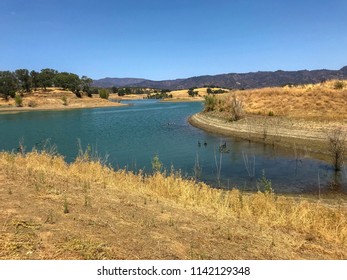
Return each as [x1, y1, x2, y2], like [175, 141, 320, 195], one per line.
[0, 68, 93, 99]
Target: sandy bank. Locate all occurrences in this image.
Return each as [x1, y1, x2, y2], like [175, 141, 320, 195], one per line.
[0, 96, 126, 114]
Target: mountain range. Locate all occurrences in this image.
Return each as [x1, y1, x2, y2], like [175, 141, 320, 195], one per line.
[92, 66, 347, 90]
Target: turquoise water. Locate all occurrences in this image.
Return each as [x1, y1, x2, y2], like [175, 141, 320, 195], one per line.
[0, 100, 345, 194]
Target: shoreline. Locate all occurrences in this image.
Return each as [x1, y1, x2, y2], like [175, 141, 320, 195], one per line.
[0, 100, 126, 114]
[160, 98, 204, 103]
[188, 112, 347, 160]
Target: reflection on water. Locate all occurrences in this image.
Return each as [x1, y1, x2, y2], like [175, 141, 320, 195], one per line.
[0, 100, 346, 194]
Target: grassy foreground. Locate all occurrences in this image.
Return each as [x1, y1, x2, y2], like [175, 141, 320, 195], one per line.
[1, 151, 347, 260]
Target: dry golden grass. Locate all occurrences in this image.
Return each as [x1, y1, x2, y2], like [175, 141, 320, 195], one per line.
[1, 151, 346, 259]
[168, 88, 229, 101]
[227, 80, 347, 120]
[0, 88, 124, 112]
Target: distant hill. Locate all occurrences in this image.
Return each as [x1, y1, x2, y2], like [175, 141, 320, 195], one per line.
[92, 66, 347, 90]
[92, 78, 148, 88]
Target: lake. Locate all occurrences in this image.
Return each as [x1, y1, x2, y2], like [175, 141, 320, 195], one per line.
[0, 100, 346, 194]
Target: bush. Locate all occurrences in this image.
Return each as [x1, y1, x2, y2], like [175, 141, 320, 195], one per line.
[28, 100, 37, 107]
[268, 110, 274, 116]
[14, 94, 23, 107]
[204, 95, 217, 112]
[188, 89, 198, 97]
[99, 89, 109, 99]
[229, 94, 244, 121]
[152, 154, 163, 173]
[257, 170, 273, 194]
[61, 96, 68, 106]
[334, 81, 345, 90]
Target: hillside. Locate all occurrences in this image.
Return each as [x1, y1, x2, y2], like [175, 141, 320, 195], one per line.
[92, 66, 347, 90]
[1, 151, 346, 259]
[189, 80, 347, 161]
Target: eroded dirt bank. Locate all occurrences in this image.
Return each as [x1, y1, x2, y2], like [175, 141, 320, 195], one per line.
[189, 112, 347, 160]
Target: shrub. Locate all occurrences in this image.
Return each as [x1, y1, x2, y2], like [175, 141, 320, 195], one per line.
[334, 81, 345, 90]
[188, 89, 198, 97]
[229, 94, 244, 121]
[14, 94, 23, 107]
[99, 89, 109, 99]
[204, 95, 217, 112]
[61, 96, 68, 106]
[152, 154, 163, 173]
[28, 100, 37, 108]
[268, 110, 274, 116]
[257, 170, 273, 194]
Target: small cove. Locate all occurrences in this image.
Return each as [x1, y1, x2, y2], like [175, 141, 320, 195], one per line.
[0, 100, 346, 194]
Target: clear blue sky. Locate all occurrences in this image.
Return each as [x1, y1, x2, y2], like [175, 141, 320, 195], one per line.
[1, 0, 346, 80]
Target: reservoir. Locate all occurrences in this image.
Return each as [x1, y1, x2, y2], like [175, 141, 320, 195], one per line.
[0, 100, 345, 194]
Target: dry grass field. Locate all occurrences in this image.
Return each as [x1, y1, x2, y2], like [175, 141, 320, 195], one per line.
[164, 88, 227, 101]
[215, 80, 347, 120]
[0, 88, 124, 112]
[1, 151, 346, 260]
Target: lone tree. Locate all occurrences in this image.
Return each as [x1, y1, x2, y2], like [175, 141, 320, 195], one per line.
[188, 88, 198, 97]
[81, 76, 93, 97]
[327, 127, 346, 171]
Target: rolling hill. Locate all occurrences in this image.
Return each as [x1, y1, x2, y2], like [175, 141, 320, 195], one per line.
[92, 66, 347, 90]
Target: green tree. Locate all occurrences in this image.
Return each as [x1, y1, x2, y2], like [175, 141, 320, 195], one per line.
[30, 70, 40, 90]
[54, 72, 81, 97]
[111, 86, 118, 93]
[135, 88, 145, 94]
[81, 76, 93, 97]
[39, 68, 58, 90]
[188, 88, 198, 97]
[0, 71, 18, 100]
[125, 87, 131, 94]
[54, 72, 70, 90]
[15, 69, 31, 92]
[118, 88, 126, 96]
[66, 73, 81, 97]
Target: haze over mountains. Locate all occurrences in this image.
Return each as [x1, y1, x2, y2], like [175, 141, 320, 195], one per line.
[93, 66, 347, 90]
